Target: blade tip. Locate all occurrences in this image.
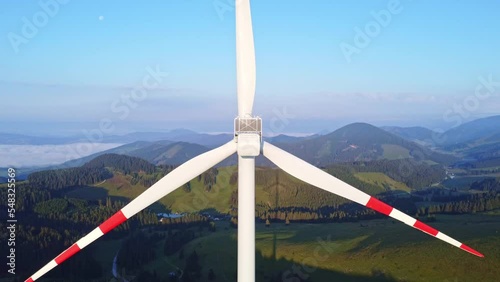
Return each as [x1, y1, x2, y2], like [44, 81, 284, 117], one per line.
[460, 244, 484, 258]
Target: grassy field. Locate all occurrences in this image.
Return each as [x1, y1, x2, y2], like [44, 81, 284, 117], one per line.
[442, 176, 494, 190]
[88, 213, 500, 282]
[160, 166, 238, 213]
[354, 172, 411, 193]
[63, 167, 238, 213]
[381, 144, 411, 160]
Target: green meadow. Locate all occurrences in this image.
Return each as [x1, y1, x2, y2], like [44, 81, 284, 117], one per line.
[85, 213, 500, 282]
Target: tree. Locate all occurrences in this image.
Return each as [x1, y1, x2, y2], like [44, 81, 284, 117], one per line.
[209, 221, 216, 232]
[208, 268, 216, 281]
[183, 182, 191, 193]
[184, 250, 202, 280]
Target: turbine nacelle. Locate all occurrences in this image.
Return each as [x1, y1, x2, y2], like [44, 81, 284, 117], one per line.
[234, 116, 262, 157]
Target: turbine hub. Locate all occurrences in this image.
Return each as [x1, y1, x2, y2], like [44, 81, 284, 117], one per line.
[234, 116, 262, 157]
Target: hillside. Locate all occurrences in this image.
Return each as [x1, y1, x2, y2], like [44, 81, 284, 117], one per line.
[57, 141, 156, 168]
[83, 153, 156, 174]
[381, 126, 436, 145]
[439, 115, 500, 146]
[128, 141, 210, 165]
[57, 140, 211, 168]
[56, 153, 440, 216]
[276, 123, 456, 165]
[382, 115, 500, 170]
[265, 134, 318, 144]
[41, 151, 419, 215]
[27, 154, 159, 190]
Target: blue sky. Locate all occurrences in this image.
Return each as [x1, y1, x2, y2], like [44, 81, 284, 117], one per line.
[1, 0, 499, 136]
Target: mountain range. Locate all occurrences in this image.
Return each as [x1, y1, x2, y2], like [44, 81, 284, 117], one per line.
[383, 115, 500, 148]
[2, 115, 499, 173]
[383, 116, 500, 166]
[55, 122, 457, 169]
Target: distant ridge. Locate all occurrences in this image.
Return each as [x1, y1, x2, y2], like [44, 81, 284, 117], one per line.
[438, 115, 500, 146]
[384, 115, 500, 147]
[277, 123, 456, 165]
[128, 142, 210, 165]
[57, 141, 210, 168]
[381, 126, 436, 145]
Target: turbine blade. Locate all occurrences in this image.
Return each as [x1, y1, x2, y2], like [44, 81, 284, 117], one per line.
[262, 142, 484, 258]
[236, 0, 256, 117]
[25, 141, 237, 282]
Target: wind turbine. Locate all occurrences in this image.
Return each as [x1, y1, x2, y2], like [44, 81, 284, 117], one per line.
[26, 1, 483, 281]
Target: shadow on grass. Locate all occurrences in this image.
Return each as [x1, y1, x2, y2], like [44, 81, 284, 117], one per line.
[257, 213, 398, 282]
[256, 249, 398, 282]
[63, 185, 132, 203]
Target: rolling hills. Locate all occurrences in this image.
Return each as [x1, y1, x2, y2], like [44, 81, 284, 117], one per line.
[58, 141, 211, 168]
[381, 126, 437, 145]
[438, 115, 500, 146]
[28, 153, 415, 214]
[56, 122, 457, 169]
[381, 115, 500, 148]
[276, 123, 456, 165]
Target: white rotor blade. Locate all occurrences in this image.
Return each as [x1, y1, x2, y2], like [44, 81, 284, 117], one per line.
[25, 141, 237, 282]
[236, 0, 256, 117]
[262, 142, 484, 258]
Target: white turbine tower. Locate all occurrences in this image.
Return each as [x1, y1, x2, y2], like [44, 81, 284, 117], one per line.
[26, 1, 483, 281]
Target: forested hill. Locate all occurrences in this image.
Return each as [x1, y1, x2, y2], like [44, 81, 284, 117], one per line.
[28, 154, 157, 190]
[28, 167, 112, 190]
[277, 123, 457, 165]
[83, 153, 156, 174]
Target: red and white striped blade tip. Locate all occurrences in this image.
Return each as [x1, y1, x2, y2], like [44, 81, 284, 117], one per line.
[366, 197, 484, 258]
[460, 244, 484, 257]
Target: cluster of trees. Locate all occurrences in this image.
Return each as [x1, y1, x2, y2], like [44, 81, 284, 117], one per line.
[0, 182, 51, 212]
[83, 153, 156, 174]
[159, 214, 210, 226]
[420, 192, 500, 215]
[181, 250, 202, 281]
[163, 229, 197, 255]
[459, 168, 500, 176]
[454, 158, 500, 170]
[471, 178, 500, 192]
[117, 232, 157, 270]
[248, 169, 381, 212]
[418, 178, 500, 215]
[51, 250, 103, 281]
[129, 165, 173, 187]
[182, 168, 220, 193]
[0, 179, 155, 279]
[201, 168, 218, 192]
[257, 197, 416, 224]
[28, 167, 112, 190]
[257, 204, 379, 223]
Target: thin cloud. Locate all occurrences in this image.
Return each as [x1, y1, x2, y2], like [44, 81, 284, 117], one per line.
[0, 143, 122, 168]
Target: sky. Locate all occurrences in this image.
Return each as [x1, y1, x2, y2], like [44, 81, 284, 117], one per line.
[0, 0, 499, 136]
